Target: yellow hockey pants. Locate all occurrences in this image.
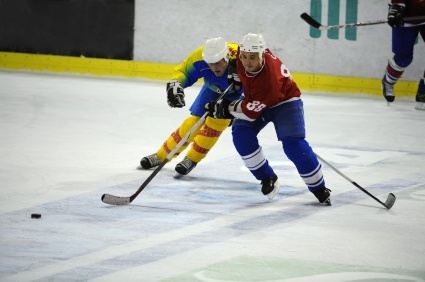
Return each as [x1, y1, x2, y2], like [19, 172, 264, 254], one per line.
[156, 115, 231, 163]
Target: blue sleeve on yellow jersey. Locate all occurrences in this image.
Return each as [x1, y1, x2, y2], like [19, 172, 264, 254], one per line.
[172, 46, 206, 88]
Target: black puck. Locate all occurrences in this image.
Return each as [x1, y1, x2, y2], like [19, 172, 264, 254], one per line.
[31, 214, 41, 219]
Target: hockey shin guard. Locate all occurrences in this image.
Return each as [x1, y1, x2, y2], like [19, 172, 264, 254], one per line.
[384, 56, 406, 85]
[186, 117, 231, 163]
[157, 116, 204, 162]
[282, 137, 325, 192]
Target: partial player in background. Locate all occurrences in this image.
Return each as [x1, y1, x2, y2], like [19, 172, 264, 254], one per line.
[140, 37, 241, 176]
[205, 33, 331, 205]
[381, 0, 425, 110]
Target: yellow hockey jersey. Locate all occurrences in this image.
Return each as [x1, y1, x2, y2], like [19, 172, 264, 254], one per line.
[172, 42, 239, 94]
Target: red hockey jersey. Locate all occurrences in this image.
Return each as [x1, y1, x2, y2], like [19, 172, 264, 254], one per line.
[392, 0, 425, 25]
[236, 48, 301, 121]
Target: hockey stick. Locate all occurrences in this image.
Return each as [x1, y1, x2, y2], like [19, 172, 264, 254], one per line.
[101, 83, 234, 205]
[301, 12, 425, 30]
[315, 153, 396, 209]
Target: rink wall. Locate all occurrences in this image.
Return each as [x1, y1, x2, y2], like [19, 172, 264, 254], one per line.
[1, 0, 424, 97]
[1, 51, 419, 96]
[0, 0, 134, 60]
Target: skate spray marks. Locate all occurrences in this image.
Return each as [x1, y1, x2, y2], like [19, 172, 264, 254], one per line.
[176, 256, 425, 282]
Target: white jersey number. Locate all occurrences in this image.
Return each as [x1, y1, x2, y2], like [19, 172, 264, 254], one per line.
[247, 101, 266, 112]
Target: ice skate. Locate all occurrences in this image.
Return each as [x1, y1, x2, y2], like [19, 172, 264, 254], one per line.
[415, 87, 425, 111]
[381, 77, 395, 105]
[313, 187, 332, 205]
[140, 153, 161, 169]
[261, 173, 281, 200]
[175, 156, 197, 176]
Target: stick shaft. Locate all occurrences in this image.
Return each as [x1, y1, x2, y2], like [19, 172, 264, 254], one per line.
[129, 111, 209, 202]
[301, 13, 425, 30]
[102, 83, 234, 205]
[129, 84, 234, 202]
[315, 153, 394, 209]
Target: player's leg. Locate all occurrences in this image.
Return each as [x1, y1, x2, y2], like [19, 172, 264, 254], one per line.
[140, 115, 204, 169]
[174, 84, 232, 175]
[175, 116, 231, 175]
[232, 118, 280, 200]
[416, 71, 425, 110]
[382, 26, 418, 103]
[415, 28, 425, 110]
[282, 137, 330, 203]
[272, 100, 330, 204]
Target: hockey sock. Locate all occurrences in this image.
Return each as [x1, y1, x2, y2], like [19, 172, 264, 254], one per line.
[157, 116, 204, 162]
[232, 125, 274, 180]
[282, 137, 325, 192]
[384, 57, 405, 85]
[186, 117, 231, 163]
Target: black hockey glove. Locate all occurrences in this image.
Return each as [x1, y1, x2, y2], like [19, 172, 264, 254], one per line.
[204, 99, 233, 119]
[387, 4, 406, 28]
[227, 59, 242, 93]
[166, 79, 185, 108]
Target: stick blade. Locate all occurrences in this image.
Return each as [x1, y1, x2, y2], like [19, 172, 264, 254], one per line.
[384, 193, 396, 209]
[300, 13, 322, 29]
[101, 194, 131, 205]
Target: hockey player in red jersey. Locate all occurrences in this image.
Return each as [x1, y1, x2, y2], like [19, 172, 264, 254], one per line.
[381, 0, 425, 110]
[205, 33, 331, 205]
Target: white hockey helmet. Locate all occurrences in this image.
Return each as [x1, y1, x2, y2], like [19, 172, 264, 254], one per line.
[239, 33, 266, 59]
[202, 37, 229, 64]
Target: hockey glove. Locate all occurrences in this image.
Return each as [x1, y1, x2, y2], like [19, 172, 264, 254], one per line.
[166, 79, 185, 108]
[204, 99, 233, 119]
[387, 4, 406, 28]
[227, 59, 242, 93]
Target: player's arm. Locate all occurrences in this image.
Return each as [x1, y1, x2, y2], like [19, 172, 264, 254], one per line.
[167, 46, 205, 108]
[227, 59, 242, 93]
[228, 100, 254, 121]
[171, 46, 204, 88]
[204, 87, 266, 121]
[204, 98, 262, 121]
[388, 1, 406, 27]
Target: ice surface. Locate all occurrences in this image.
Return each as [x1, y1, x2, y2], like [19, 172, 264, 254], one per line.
[1, 70, 424, 281]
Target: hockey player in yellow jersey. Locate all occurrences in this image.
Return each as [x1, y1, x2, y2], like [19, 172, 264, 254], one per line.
[140, 37, 241, 175]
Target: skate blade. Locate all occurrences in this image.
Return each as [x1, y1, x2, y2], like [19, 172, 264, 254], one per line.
[325, 198, 332, 206]
[267, 181, 281, 200]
